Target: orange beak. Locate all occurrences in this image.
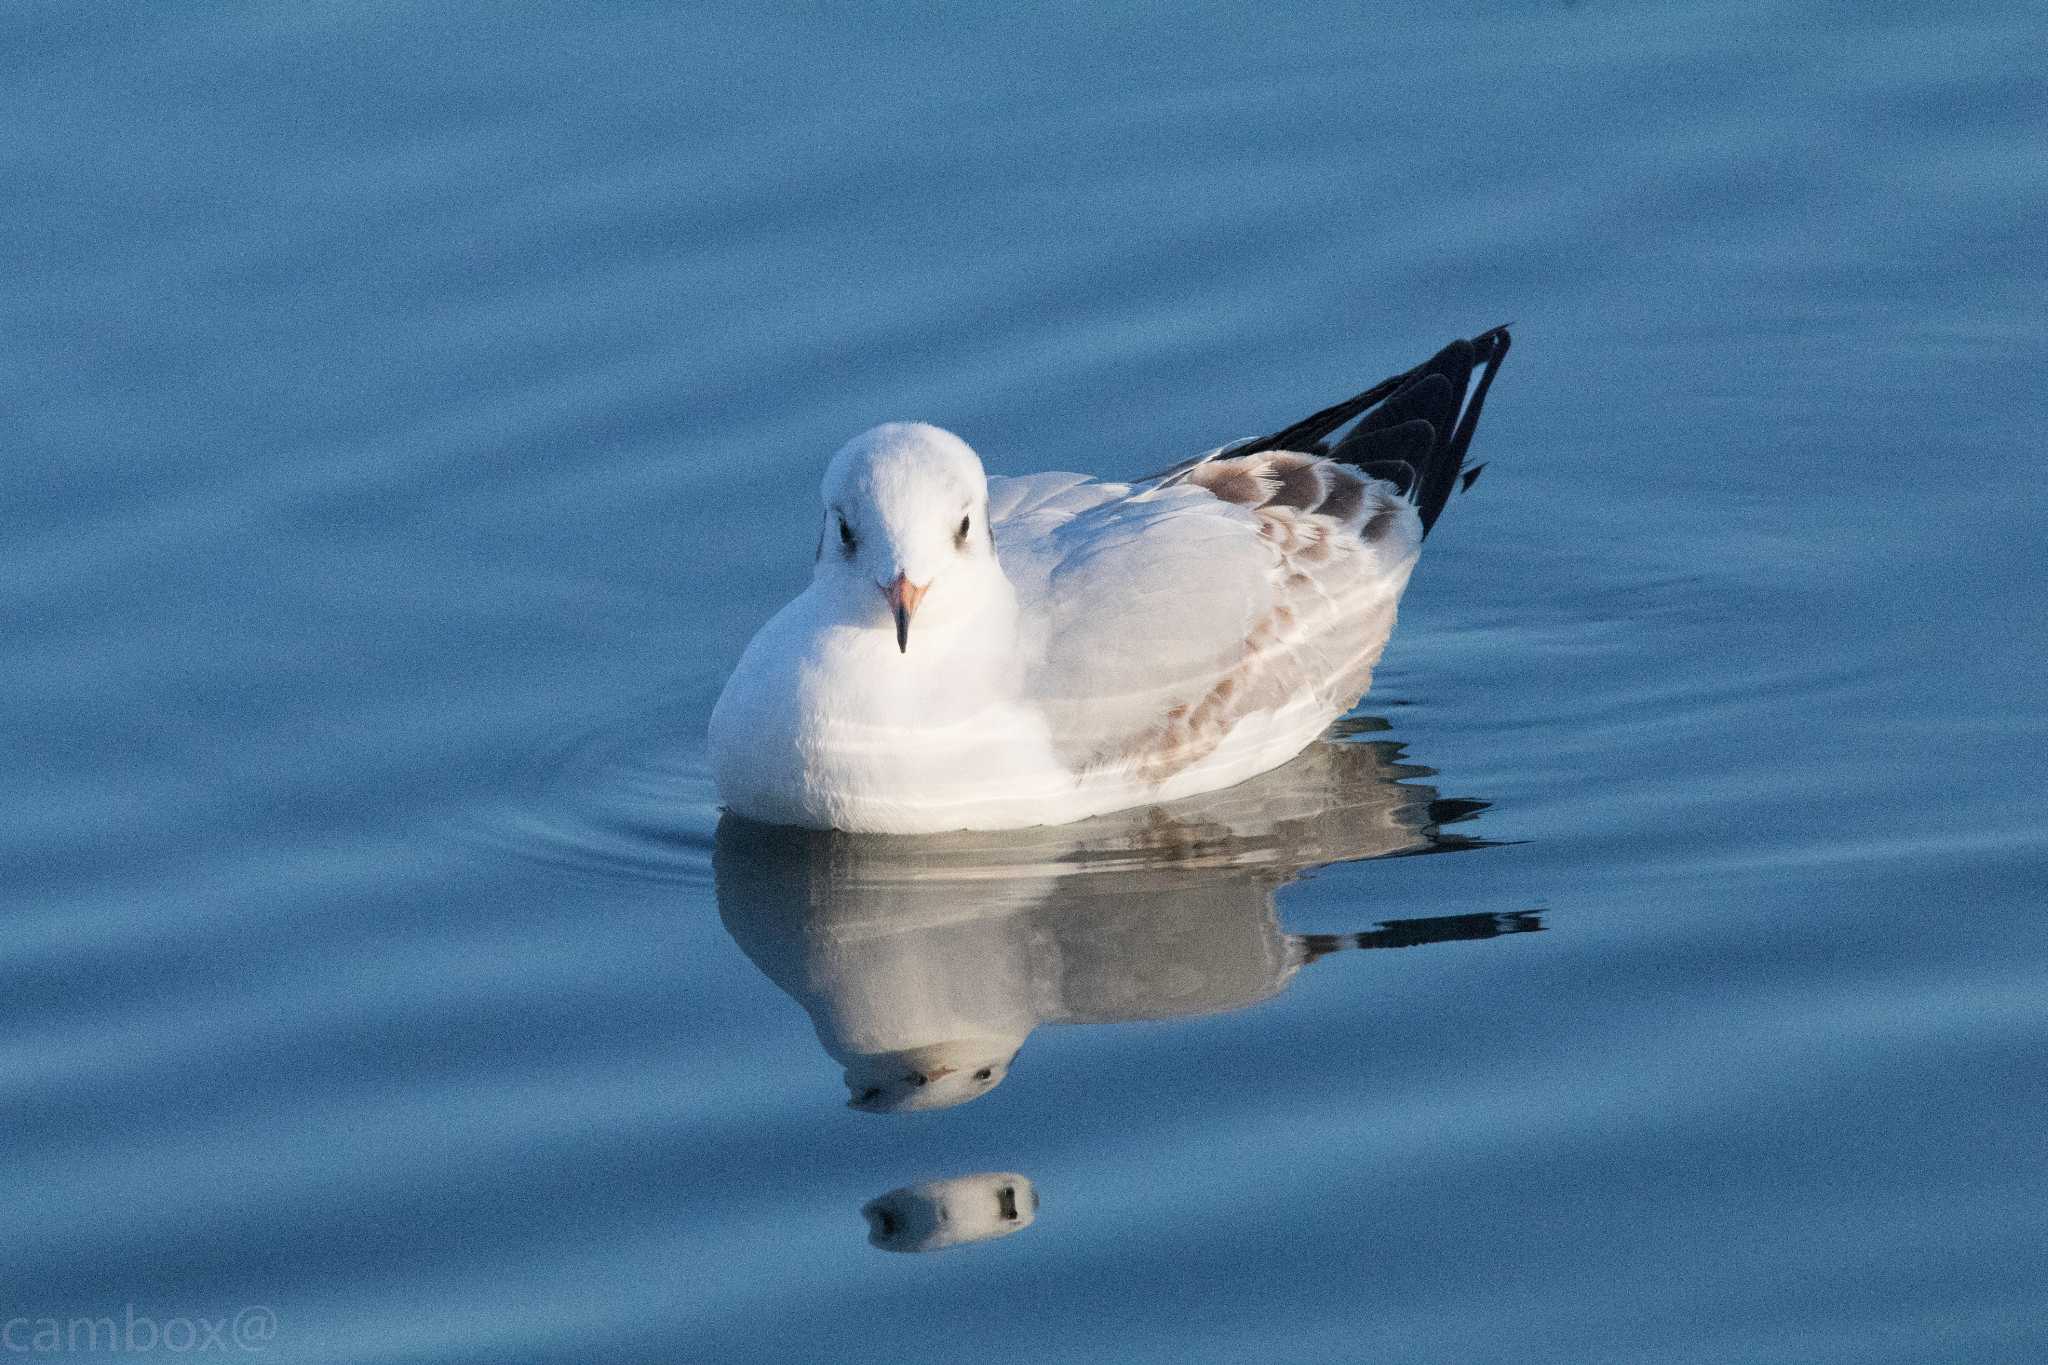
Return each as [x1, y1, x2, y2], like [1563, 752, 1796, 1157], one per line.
[879, 574, 929, 653]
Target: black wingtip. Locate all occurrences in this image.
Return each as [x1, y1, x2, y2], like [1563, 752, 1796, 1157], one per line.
[1293, 324, 1512, 538]
[1177, 325, 1512, 532]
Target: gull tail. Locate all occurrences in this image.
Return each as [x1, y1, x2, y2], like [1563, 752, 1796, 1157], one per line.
[1235, 324, 1512, 538]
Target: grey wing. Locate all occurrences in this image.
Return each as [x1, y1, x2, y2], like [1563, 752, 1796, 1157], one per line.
[989, 455, 1419, 780]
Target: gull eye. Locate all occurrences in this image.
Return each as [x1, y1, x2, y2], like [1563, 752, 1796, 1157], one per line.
[973, 1068, 992, 1081]
[955, 513, 971, 548]
[838, 517, 857, 553]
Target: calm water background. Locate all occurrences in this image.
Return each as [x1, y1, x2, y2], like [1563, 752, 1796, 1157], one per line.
[5, 3, 2045, 1362]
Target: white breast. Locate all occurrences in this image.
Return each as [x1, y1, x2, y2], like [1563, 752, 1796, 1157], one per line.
[709, 586, 1071, 832]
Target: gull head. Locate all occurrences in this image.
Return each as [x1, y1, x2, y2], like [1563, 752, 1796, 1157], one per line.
[818, 423, 995, 653]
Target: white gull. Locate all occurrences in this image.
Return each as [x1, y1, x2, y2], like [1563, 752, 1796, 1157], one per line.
[709, 328, 1510, 833]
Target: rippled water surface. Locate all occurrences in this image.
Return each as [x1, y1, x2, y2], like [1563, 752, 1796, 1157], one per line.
[6, 4, 2045, 1362]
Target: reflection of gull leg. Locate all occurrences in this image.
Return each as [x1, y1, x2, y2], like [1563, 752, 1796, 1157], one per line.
[1295, 909, 1544, 965]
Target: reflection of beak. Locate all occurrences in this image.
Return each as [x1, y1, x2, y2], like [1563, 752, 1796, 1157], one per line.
[878, 574, 929, 653]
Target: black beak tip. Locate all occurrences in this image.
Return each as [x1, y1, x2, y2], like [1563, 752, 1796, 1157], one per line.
[894, 608, 910, 653]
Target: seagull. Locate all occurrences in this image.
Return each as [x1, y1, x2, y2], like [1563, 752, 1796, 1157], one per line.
[709, 327, 1510, 834]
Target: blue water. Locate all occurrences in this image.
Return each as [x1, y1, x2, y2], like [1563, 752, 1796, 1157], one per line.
[5, 4, 2045, 1362]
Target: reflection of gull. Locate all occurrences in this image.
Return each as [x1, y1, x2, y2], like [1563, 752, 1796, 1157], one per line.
[709, 330, 1510, 833]
[714, 730, 1538, 1112]
[862, 1173, 1037, 1253]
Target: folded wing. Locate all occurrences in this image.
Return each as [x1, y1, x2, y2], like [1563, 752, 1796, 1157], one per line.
[993, 454, 1418, 782]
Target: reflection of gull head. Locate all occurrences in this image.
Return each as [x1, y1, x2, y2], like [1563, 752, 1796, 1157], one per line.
[863, 1173, 1038, 1252]
[844, 1038, 1019, 1112]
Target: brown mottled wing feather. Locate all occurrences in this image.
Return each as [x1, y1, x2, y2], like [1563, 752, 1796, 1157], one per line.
[1005, 450, 1420, 784]
[1153, 325, 1511, 537]
[1122, 452, 1418, 781]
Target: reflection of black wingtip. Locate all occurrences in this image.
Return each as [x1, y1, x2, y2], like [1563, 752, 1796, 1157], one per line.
[1298, 908, 1546, 963]
[1426, 797, 1491, 826]
[1356, 909, 1545, 950]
